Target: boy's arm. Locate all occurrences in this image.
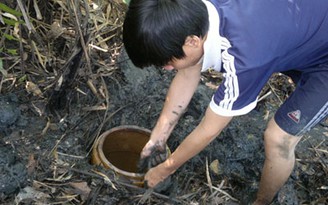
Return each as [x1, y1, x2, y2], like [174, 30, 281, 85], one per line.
[145, 107, 232, 187]
[141, 63, 202, 157]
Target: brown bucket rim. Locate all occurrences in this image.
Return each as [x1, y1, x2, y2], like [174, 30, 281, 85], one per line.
[97, 125, 151, 178]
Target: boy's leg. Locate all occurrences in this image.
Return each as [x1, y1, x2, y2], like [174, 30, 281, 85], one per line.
[253, 118, 301, 204]
[254, 66, 328, 204]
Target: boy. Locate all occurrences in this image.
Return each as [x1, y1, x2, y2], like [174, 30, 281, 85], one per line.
[123, 0, 328, 204]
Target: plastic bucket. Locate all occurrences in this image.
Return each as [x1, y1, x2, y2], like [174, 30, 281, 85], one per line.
[91, 125, 167, 186]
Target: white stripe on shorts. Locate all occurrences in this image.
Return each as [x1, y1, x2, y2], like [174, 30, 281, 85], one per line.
[296, 101, 328, 136]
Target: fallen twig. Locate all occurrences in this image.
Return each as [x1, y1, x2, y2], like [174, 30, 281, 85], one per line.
[205, 183, 239, 202]
[258, 91, 272, 103]
[16, 0, 33, 33]
[268, 82, 283, 105]
[304, 139, 328, 175]
[205, 157, 213, 193]
[65, 167, 181, 203]
[71, 0, 92, 75]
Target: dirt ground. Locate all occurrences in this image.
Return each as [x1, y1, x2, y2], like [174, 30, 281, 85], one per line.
[0, 0, 327, 204]
[1, 49, 328, 204]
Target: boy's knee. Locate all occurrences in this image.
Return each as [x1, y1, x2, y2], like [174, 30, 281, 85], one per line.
[263, 119, 301, 160]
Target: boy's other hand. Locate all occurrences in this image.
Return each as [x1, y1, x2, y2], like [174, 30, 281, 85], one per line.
[144, 163, 172, 192]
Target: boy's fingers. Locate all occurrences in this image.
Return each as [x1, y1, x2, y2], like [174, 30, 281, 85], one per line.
[150, 150, 168, 167]
[137, 155, 150, 173]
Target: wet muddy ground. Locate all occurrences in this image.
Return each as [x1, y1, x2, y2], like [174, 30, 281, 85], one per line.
[1, 52, 327, 204]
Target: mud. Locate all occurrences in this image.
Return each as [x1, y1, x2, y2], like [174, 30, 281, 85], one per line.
[0, 94, 25, 135]
[0, 51, 327, 204]
[0, 140, 28, 196]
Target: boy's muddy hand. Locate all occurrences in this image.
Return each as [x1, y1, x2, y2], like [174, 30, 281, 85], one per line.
[140, 140, 156, 158]
[138, 140, 168, 173]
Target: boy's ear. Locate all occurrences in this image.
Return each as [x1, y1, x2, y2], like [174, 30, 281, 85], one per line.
[184, 35, 202, 48]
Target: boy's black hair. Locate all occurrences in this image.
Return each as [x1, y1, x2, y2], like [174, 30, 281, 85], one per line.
[123, 0, 209, 68]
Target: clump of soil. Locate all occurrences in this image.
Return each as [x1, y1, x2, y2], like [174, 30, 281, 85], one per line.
[0, 140, 28, 197]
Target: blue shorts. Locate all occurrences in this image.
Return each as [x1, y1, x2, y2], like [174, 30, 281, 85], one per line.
[275, 63, 328, 136]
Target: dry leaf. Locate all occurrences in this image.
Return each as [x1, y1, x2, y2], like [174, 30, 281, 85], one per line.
[27, 154, 37, 175]
[47, 21, 65, 40]
[69, 182, 91, 202]
[26, 81, 43, 97]
[15, 186, 49, 204]
[210, 159, 220, 175]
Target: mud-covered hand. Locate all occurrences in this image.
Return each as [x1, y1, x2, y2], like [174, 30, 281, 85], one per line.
[138, 140, 168, 173]
[138, 140, 171, 192]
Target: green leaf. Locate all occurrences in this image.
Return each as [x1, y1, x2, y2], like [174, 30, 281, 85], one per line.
[123, 0, 131, 5]
[0, 3, 22, 17]
[3, 33, 18, 41]
[18, 74, 27, 83]
[3, 17, 19, 26]
[7, 49, 18, 55]
[0, 58, 8, 77]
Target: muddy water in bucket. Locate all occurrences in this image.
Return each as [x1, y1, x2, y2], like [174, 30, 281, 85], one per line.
[101, 128, 148, 173]
[91, 126, 156, 185]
